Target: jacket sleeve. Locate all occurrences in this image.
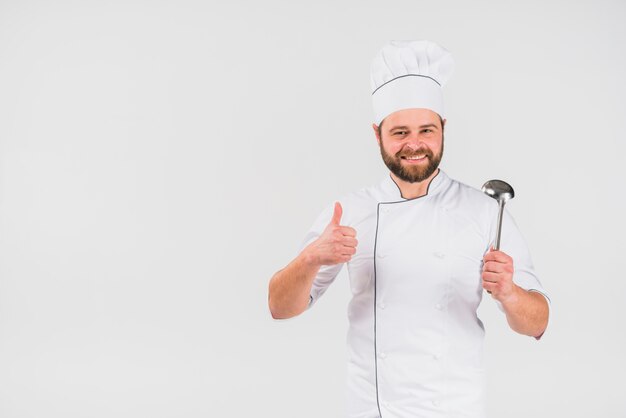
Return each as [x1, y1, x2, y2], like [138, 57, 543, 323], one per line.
[298, 202, 345, 309]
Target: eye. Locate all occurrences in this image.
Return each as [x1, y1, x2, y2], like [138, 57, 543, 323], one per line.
[393, 130, 408, 136]
[421, 129, 433, 133]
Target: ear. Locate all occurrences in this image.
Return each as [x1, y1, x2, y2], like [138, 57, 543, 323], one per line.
[442, 118, 447, 130]
[372, 123, 381, 145]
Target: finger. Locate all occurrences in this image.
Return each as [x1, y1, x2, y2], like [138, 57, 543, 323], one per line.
[483, 250, 502, 261]
[482, 261, 506, 273]
[482, 281, 497, 293]
[330, 202, 343, 225]
[333, 241, 356, 253]
[481, 271, 500, 283]
[341, 237, 358, 247]
[339, 226, 357, 237]
[340, 245, 357, 256]
[332, 243, 355, 257]
[483, 250, 511, 263]
[339, 254, 352, 263]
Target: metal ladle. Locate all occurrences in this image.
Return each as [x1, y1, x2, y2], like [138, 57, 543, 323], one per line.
[481, 179, 515, 251]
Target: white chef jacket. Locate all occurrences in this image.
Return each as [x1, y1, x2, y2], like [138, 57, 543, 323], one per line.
[299, 169, 550, 418]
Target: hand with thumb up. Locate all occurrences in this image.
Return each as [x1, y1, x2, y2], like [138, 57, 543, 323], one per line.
[304, 202, 358, 266]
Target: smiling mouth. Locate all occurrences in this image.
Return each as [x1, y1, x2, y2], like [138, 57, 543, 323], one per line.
[401, 154, 427, 161]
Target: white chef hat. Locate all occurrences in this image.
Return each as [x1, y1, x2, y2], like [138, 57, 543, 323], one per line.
[370, 40, 454, 125]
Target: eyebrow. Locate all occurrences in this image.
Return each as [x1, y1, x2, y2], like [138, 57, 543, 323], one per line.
[389, 123, 439, 132]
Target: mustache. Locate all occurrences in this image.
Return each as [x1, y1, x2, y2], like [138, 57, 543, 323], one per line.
[397, 147, 434, 158]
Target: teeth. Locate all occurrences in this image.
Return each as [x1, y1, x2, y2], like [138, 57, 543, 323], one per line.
[406, 155, 425, 160]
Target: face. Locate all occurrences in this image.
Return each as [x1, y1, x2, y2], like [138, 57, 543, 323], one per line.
[373, 108, 445, 183]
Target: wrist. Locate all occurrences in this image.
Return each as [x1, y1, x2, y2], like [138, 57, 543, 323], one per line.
[300, 245, 320, 269]
[498, 284, 522, 307]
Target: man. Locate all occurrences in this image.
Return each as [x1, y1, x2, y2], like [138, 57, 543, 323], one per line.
[268, 40, 550, 418]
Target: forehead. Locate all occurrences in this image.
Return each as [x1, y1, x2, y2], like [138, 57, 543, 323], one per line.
[383, 108, 441, 129]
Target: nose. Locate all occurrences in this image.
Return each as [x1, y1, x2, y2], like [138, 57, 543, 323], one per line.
[404, 138, 426, 151]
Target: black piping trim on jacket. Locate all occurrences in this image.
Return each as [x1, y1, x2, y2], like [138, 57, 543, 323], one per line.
[373, 168, 441, 417]
[388, 169, 441, 201]
[372, 74, 441, 96]
[373, 203, 383, 418]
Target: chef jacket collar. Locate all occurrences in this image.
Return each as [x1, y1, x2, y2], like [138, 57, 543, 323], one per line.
[379, 168, 449, 202]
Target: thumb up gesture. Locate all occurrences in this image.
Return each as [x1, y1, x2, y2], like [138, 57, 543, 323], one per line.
[305, 202, 358, 266]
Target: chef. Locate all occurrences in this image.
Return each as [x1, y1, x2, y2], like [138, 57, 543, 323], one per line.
[268, 40, 550, 418]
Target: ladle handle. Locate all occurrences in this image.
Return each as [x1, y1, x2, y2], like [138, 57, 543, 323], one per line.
[494, 200, 505, 251]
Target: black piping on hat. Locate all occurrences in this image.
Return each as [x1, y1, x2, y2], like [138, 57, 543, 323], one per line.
[372, 74, 441, 95]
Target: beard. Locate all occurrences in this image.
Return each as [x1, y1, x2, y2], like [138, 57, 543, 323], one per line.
[379, 135, 444, 183]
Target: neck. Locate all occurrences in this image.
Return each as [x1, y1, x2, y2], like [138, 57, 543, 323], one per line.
[390, 168, 440, 199]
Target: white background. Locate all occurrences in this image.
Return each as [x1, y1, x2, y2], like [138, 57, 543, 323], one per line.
[1, 0, 624, 417]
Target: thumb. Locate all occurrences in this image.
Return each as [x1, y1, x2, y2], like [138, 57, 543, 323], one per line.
[330, 201, 343, 226]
